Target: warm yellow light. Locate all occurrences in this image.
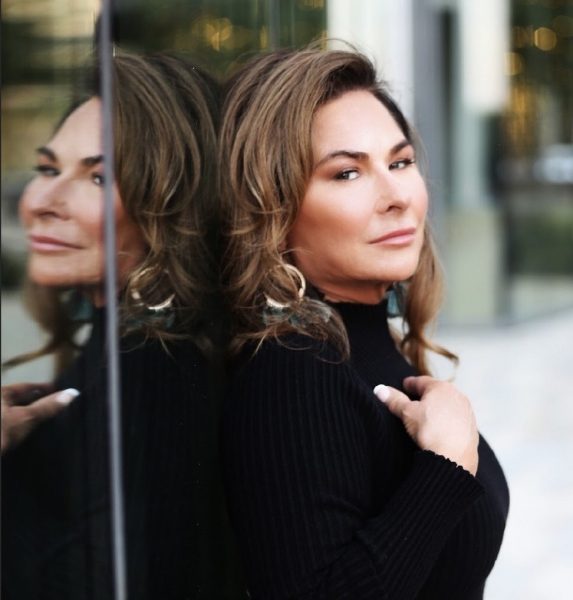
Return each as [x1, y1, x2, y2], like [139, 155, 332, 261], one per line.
[533, 27, 557, 51]
[299, 0, 324, 8]
[506, 52, 524, 76]
[196, 17, 234, 51]
[512, 26, 529, 48]
[188, 18, 251, 52]
[260, 26, 268, 49]
[4, 0, 100, 38]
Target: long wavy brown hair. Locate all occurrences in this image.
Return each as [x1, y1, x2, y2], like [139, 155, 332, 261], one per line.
[5, 51, 220, 373]
[220, 48, 455, 374]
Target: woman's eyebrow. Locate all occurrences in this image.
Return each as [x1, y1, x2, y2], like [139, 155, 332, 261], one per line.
[36, 146, 57, 161]
[35, 147, 103, 168]
[389, 139, 412, 157]
[315, 150, 367, 168]
[81, 154, 103, 167]
[315, 140, 412, 169]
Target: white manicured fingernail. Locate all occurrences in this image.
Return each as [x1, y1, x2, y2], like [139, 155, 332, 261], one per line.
[373, 384, 390, 402]
[56, 388, 80, 405]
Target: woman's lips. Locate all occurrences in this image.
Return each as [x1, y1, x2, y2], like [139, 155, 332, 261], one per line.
[370, 227, 417, 246]
[28, 234, 82, 253]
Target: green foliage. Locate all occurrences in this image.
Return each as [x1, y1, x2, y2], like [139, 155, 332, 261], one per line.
[510, 208, 573, 274]
[0, 247, 26, 290]
[113, 0, 326, 76]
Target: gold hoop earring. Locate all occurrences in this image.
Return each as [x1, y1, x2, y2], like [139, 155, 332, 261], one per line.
[264, 263, 306, 310]
[130, 267, 175, 312]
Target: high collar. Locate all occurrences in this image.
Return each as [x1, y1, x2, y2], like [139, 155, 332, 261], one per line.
[329, 300, 416, 391]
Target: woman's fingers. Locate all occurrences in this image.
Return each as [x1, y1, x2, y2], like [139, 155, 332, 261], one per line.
[26, 388, 80, 419]
[1, 382, 55, 406]
[403, 376, 435, 397]
[1, 388, 79, 453]
[374, 379, 479, 476]
[373, 384, 412, 418]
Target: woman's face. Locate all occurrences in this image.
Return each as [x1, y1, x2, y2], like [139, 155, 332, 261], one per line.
[287, 90, 428, 304]
[19, 98, 146, 305]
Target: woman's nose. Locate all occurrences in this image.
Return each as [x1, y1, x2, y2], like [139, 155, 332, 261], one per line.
[21, 176, 70, 220]
[374, 169, 411, 213]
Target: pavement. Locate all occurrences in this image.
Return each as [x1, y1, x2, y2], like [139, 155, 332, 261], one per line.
[2, 292, 573, 598]
[434, 310, 573, 600]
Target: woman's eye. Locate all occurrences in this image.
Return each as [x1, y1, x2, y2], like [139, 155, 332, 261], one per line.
[389, 157, 416, 171]
[92, 173, 105, 186]
[33, 165, 59, 177]
[334, 169, 359, 181]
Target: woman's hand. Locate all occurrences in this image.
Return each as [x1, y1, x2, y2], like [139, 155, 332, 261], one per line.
[1, 383, 79, 453]
[374, 376, 479, 476]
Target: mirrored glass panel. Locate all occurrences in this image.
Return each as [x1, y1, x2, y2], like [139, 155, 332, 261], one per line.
[2, 2, 326, 599]
[2, 3, 120, 599]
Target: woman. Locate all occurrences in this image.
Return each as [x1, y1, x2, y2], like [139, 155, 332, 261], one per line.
[2, 52, 243, 599]
[219, 48, 509, 599]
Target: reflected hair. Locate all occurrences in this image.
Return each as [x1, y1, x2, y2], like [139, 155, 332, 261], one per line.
[5, 51, 220, 373]
[220, 47, 455, 374]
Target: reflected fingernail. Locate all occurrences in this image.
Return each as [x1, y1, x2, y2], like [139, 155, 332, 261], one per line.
[56, 388, 80, 405]
[373, 384, 390, 402]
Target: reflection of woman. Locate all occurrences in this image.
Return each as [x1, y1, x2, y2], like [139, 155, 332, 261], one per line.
[2, 53, 241, 599]
[220, 49, 509, 599]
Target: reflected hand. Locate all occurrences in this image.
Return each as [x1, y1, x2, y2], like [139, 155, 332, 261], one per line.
[1, 383, 79, 453]
[374, 376, 479, 476]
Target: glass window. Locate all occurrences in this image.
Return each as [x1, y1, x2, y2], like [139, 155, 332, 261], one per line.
[2, 2, 325, 599]
[499, 0, 573, 318]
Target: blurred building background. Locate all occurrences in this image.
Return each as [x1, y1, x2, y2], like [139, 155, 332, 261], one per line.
[2, 0, 572, 598]
[3, 0, 572, 321]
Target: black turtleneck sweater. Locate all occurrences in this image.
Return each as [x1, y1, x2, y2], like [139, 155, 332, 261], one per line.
[222, 301, 509, 599]
[2, 309, 245, 599]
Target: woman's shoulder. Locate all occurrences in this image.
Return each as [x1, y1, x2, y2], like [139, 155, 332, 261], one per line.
[121, 334, 207, 365]
[117, 336, 210, 402]
[228, 333, 378, 420]
[234, 333, 346, 377]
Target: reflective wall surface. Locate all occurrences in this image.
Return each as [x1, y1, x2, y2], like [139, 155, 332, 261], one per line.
[3, 0, 98, 378]
[1, 2, 325, 599]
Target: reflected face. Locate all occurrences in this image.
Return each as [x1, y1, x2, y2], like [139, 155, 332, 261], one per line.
[287, 90, 428, 304]
[19, 98, 145, 305]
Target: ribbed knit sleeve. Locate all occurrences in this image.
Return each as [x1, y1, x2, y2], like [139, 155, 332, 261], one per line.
[118, 340, 213, 598]
[1, 319, 246, 600]
[222, 339, 484, 599]
[113, 339, 246, 599]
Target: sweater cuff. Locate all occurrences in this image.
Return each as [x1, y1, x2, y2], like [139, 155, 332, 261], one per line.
[411, 449, 484, 504]
[357, 449, 484, 575]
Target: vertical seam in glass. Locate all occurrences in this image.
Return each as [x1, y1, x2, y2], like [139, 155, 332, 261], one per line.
[99, 2, 127, 599]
